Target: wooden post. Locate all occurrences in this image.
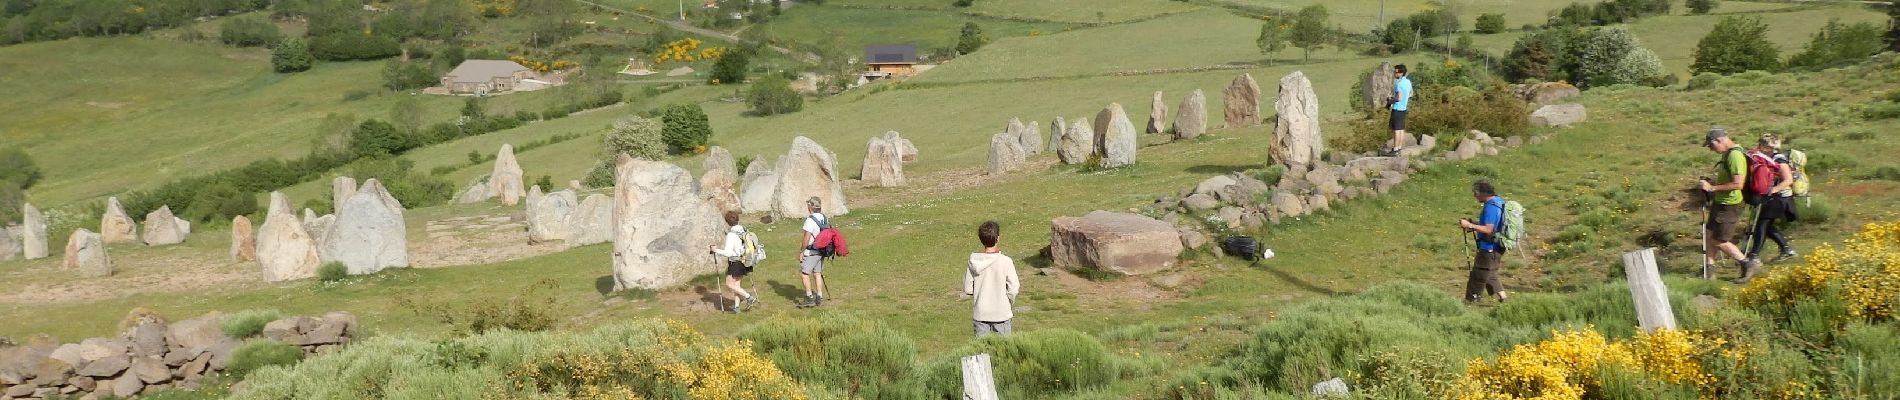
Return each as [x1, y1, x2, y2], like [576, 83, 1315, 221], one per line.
[961, 353, 999, 400]
[1621, 248, 1677, 332]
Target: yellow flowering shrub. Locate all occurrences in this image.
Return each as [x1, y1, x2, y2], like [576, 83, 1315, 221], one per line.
[1736, 221, 1900, 322]
[654, 38, 704, 64]
[508, 320, 808, 400]
[1451, 327, 1730, 400]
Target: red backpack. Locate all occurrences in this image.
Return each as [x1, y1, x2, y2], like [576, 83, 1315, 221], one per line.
[807, 217, 849, 258]
[1741, 149, 1778, 205]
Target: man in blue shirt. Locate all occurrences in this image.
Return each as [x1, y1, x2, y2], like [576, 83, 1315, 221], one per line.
[1457, 179, 1508, 303]
[1384, 64, 1413, 157]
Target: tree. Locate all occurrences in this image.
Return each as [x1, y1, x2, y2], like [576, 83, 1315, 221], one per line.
[1288, 5, 1330, 61]
[1383, 19, 1420, 53]
[309, 32, 401, 61]
[1504, 32, 1558, 82]
[603, 115, 666, 161]
[219, 15, 281, 47]
[390, 97, 426, 134]
[748, 75, 804, 116]
[312, 113, 356, 153]
[955, 22, 987, 55]
[349, 119, 407, 157]
[1686, 0, 1718, 15]
[1578, 27, 1639, 87]
[1611, 47, 1667, 86]
[0, 147, 42, 190]
[1786, 18, 1885, 69]
[658, 103, 713, 154]
[1475, 13, 1506, 34]
[271, 38, 313, 73]
[1691, 16, 1781, 74]
[381, 60, 436, 91]
[461, 97, 487, 119]
[709, 49, 750, 85]
[1257, 19, 1288, 60]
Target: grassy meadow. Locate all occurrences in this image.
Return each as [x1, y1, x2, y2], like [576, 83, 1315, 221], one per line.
[1465, 2, 1887, 76]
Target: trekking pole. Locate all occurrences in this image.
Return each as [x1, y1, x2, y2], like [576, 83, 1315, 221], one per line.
[1699, 196, 1712, 280]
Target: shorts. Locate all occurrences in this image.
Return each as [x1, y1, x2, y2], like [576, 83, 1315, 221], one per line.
[1706, 202, 1745, 243]
[725, 260, 751, 278]
[973, 320, 1013, 337]
[1389, 109, 1408, 131]
[1759, 196, 1797, 222]
[800, 254, 824, 274]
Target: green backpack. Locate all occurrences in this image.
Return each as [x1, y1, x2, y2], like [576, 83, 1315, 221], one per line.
[1493, 199, 1526, 250]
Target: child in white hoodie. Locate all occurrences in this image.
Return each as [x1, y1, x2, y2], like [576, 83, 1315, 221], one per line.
[964, 221, 1021, 336]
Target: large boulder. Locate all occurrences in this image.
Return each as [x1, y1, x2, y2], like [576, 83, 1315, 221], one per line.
[861, 136, 906, 187]
[332, 176, 357, 207]
[1019, 120, 1043, 155]
[1222, 73, 1262, 128]
[141, 206, 187, 246]
[301, 211, 334, 246]
[566, 194, 613, 247]
[1057, 118, 1094, 165]
[63, 229, 110, 277]
[1173, 89, 1208, 140]
[1095, 103, 1138, 169]
[229, 215, 255, 262]
[610, 156, 725, 290]
[1049, 211, 1184, 276]
[100, 197, 137, 244]
[1046, 118, 1065, 153]
[701, 146, 741, 212]
[267, 192, 293, 217]
[1005, 117, 1028, 144]
[882, 131, 918, 162]
[1450, 138, 1483, 161]
[455, 179, 490, 204]
[1270, 192, 1306, 218]
[318, 179, 408, 274]
[1518, 82, 1581, 104]
[0, 227, 18, 262]
[738, 156, 779, 214]
[987, 132, 1027, 175]
[1530, 103, 1587, 128]
[489, 143, 526, 206]
[1270, 71, 1324, 170]
[23, 202, 47, 259]
[770, 137, 849, 217]
[1361, 62, 1396, 111]
[257, 204, 319, 282]
[1146, 91, 1168, 134]
[528, 189, 578, 244]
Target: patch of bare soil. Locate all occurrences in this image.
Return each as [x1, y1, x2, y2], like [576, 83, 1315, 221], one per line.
[411, 214, 566, 268]
[846, 157, 1060, 210]
[0, 246, 257, 305]
[84, 101, 129, 109]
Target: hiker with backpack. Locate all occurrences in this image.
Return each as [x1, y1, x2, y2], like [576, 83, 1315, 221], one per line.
[1744, 134, 1798, 264]
[709, 211, 762, 313]
[798, 197, 848, 307]
[1698, 127, 1765, 283]
[965, 221, 1020, 337]
[1382, 64, 1414, 157]
[1457, 179, 1515, 303]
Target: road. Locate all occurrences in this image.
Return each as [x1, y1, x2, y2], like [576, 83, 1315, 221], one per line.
[569, 0, 821, 62]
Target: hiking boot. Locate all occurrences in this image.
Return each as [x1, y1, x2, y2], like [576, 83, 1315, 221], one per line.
[1771, 251, 1797, 263]
[744, 296, 760, 309]
[811, 294, 824, 307]
[796, 294, 815, 308]
[1495, 291, 1509, 302]
[1699, 262, 1715, 280]
[1733, 259, 1763, 284]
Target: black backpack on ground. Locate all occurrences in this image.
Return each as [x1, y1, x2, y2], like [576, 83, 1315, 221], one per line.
[1221, 236, 1261, 261]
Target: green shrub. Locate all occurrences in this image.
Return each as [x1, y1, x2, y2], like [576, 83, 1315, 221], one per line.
[1686, 0, 1717, 14]
[1836, 322, 1900, 395]
[401, 279, 559, 334]
[1474, 13, 1506, 34]
[221, 309, 287, 338]
[381, 60, 436, 91]
[1785, 19, 1884, 70]
[309, 32, 402, 61]
[1691, 16, 1781, 75]
[603, 115, 667, 161]
[218, 15, 282, 47]
[1863, 102, 1900, 120]
[939, 329, 1123, 398]
[747, 75, 804, 116]
[657, 103, 713, 154]
[739, 313, 927, 398]
[709, 49, 750, 85]
[956, 22, 987, 54]
[344, 157, 454, 208]
[349, 119, 407, 157]
[317, 262, 349, 282]
[1862, 165, 1900, 181]
[1686, 72, 1721, 90]
[226, 339, 305, 378]
[1232, 282, 1496, 393]
[1794, 194, 1839, 225]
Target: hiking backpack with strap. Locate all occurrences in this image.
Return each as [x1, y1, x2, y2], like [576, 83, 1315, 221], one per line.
[1486, 198, 1526, 251]
[807, 215, 849, 258]
[739, 230, 766, 268]
[1787, 149, 1809, 198]
[1740, 149, 1777, 205]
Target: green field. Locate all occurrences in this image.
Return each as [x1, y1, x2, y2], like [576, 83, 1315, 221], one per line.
[828, 0, 1201, 23]
[748, 6, 1071, 54]
[1467, 3, 1887, 76]
[910, 10, 1287, 84]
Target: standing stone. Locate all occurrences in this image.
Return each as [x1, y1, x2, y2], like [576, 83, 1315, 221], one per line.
[1095, 103, 1137, 169]
[0, 226, 17, 261]
[1222, 73, 1262, 129]
[63, 229, 110, 277]
[267, 192, 293, 217]
[525, 185, 544, 210]
[302, 211, 335, 245]
[883, 131, 918, 163]
[319, 179, 408, 274]
[141, 206, 187, 246]
[1057, 119, 1094, 165]
[986, 132, 1026, 175]
[1173, 89, 1208, 140]
[456, 180, 490, 204]
[862, 136, 907, 187]
[1621, 248, 1678, 332]
[611, 156, 724, 290]
[1047, 118, 1065, 153]
[230, 215, 255, 262]
[738, 156, 779, 214]
[701, 147, 742, 213]
[1018, 121, 1043, 155]
[100, 197, 137, 244]
[1361, 62, 1396, 111]
[566, 194, 613, 247]
[1146, 91, 1168, 134]
[528, 189, 578, 244]
[489, 143, 526, 206]
[1530, 103, 1587, 128]
[332, 176, 357, 208]
[1270, 71, 1324, 171]
[23, 202, 47, 259]
[1004, 117, 1028, 144]
[770, 136, 850, 217]
[257, 204, 319, 282]
[1048, 211, 1184, 276]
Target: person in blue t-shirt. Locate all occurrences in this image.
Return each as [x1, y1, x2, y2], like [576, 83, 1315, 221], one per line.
[1456, 179, 1508, 303]
[1383, 64, 1413, 157]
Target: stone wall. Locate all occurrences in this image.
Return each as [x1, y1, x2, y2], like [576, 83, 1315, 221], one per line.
[0, 311, 355, 399]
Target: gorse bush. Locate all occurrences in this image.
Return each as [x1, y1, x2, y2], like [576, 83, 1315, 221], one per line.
[226, 339, 305, 379]
[220, 309, 286, 339]
[1475, 13, 1506, 34]
[1737, 221, 1900, 324]
[1448, 327, 1724, 399]
[1232, 282, 1500, 393]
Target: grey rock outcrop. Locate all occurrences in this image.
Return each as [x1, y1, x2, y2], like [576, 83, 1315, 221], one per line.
[566, 194, 613, 247]
[1361, 62, 1395, 111]
[257, 198, 319, 282]
[1, 226, 19, 262]
[1173, 89, 1207, 140]
[100, 197, 137, 244]
[1222, 73, 1262, 128]
[1146, 91, 1168, 134]
[141, 206, 187, 246]
[23, 202, 48, 259]
[1530, 103, 1587, 128]
[332, 176, 357, 208]
[884, 131, 918, 162]
[1057, 119, 1094, 165]
[861, 136, 906, 187]
[738, 156, 778, 214]
[610, 156, 724, 290]
[987, 132, 1027, 175]
[1047, 118, 1065, 153]
[1517, 82, 1580, 104]
[1096, 103, 1138, 169]
[489, 143, 526, 206]
[318, 179, 408, 275]
[770, 137, 849, 217]
[64, 229, 110, 277]
[528, 189, 578, 244]
[1270, 71, 1323, 171]
[701, 146, 741, 212]
[1049, 211, 1184, 276]
[230, 215, 255, 262]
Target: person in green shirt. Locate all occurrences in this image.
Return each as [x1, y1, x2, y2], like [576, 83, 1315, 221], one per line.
[1698, 127, 1763, 283]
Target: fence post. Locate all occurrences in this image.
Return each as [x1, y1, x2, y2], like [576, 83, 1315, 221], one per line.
[1621, 247, 1677, 333]
[961, 353, 999, 400]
